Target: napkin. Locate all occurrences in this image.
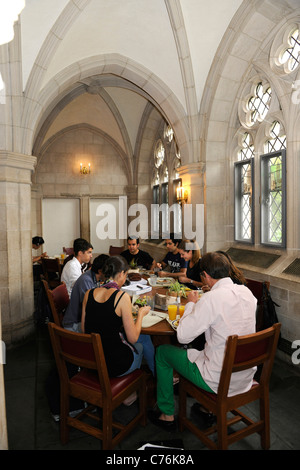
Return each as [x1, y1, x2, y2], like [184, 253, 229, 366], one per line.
[142, 311, 168, 328]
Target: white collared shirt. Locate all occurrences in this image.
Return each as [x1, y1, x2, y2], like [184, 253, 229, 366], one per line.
[177, 277, 257, 396]
[61, 257, 82, 297]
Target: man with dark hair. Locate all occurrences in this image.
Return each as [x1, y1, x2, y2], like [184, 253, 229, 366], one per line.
[61, 238, 93, 296]
[157, 233, 187, 279]
[150, 251, 257, 431]
[32, 236, 47, 263]
[120, 237, 156, 270]
[63, 254, 109, 332]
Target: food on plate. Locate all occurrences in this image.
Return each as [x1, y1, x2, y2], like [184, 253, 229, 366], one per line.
[134, 297, 148, 307]
[128, 273, 142, 281]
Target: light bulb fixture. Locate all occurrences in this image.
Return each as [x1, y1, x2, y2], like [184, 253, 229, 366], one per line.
[176, 186, 188, 204]
[80, 163, 91, 175]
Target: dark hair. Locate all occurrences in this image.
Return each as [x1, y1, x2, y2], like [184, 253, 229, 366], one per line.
[73, 238, 93, 256]
[102, 255, 129, 279]
[127, 237, 140, 244]
[199, 252, 230, 280]
[32, 236, 44, 246]
[177, 239, 201, 264]
[165, 232, 182, 247]
[216, 250, 246, 285]
[91, 254, 109, 273]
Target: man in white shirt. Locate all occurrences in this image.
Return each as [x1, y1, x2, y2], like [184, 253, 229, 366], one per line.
[61, 238, 93, 297]
[150, 251, 257, 431]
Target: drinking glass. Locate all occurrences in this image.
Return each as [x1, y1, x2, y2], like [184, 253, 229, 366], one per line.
[168, 304, 177, 321]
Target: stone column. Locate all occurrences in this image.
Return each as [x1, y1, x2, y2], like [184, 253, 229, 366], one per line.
[0, 151, 37, 345]
[177, 162, 206, 251]
[0, 298, 8, 450]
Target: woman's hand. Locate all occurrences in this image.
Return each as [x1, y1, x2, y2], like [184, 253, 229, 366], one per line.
[137, 305, 151, 318]
[179, 275, 189, 284]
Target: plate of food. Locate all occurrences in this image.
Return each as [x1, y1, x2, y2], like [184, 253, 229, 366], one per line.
[155, 277, 174, 287]
[167, 318, 179, 330]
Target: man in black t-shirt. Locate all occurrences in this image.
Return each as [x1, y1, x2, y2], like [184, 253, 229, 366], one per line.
[157, 234, 187, 279]
[120, 237, 156, 270]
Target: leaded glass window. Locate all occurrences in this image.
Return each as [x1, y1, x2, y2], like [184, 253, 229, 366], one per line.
[235, 159, 254, 243]
[280, 28, 300, 72]
[247, 82, 272, 125]
[261, 150, 286, 248]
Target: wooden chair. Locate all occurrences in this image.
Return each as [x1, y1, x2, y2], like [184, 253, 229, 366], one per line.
[63, 247, 74, 256]
[109, 245, 124, 256]
[47, 322, 147, 450]
[246, 278, 270, 331]
[42, 280, 69, 326]
[41, 257, 62, 288]
[178, 323, 281, 450]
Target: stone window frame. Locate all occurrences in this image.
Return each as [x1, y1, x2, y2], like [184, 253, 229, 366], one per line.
[235, 72, 287, 248]
[270, 21, 300, 76]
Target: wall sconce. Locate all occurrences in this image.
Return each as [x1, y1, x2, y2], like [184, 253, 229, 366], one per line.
[80, 163, 91, 175]
[176, 186, 188, 204]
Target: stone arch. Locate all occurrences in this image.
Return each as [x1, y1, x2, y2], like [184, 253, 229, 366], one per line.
[35, 123, 132, 186]
[22, 55, 190, 166]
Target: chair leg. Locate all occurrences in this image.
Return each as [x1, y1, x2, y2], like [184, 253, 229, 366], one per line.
[217, 407, 228, 450]
[140, 378, 147, 426]
[178, 384, 186, 432]
[102, 404, 113, 450]
[260, 391, 270, 449]
[60, 392, 69, 444]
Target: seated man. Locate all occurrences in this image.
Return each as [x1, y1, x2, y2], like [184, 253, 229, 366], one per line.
[157, 233, 187, 279]
[61, 238, 93, 297]
[32, 236, 48, 282]
[62, 254, 109, 332]
[120, 237, 156, 270]
[150, 252, 257, 430]
[32, 236, 47, 263]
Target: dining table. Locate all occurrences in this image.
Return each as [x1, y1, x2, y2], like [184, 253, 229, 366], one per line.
[137, 282, 189, 346]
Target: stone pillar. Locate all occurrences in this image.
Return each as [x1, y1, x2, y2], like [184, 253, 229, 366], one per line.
[0, 297, 8, 450]
[0, 151, 37, 345]
[177, 162, 206, 251]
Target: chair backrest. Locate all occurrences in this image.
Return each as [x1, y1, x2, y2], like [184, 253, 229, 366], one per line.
[217, 323, 281, 400]
[63, 247, 74, 256]
[42, 280, 69, 326]
[109, 245, 124, 256]
[41, 258, 62, 285]
[246, 278, 270, 305]
[48, 322, 111, 397]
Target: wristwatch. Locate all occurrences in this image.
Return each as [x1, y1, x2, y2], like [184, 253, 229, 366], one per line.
[190, 279, 193, 284]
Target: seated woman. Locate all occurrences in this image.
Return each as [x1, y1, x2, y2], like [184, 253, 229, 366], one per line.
[177, 239, 202, 290]
[81, 255, 154, 379]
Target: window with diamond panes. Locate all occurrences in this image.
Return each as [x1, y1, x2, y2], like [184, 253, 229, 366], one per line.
[235, 133, 254, 243]
[247, 83, 272, 125]
[280, 28, 300, 72]
[235, 159, 254, 243]
[260, 149, 286, 248]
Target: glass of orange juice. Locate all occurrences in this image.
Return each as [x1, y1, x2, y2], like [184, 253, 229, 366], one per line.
[179, 305, 185, 317]
[168, 304, 177, 321]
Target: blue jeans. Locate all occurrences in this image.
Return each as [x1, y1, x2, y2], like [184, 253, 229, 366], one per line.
[137, 334, 155, 375]
[119, 342, 144, 376]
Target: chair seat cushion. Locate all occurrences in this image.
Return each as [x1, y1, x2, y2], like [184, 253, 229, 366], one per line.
[70, 368, 143, 397]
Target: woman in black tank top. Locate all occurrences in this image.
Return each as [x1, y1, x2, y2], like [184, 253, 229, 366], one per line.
[81, 256, 150, 377]
[177, 239, 203, 290]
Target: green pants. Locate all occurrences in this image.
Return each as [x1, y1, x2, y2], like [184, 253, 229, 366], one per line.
[156, 344, 214, 416]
